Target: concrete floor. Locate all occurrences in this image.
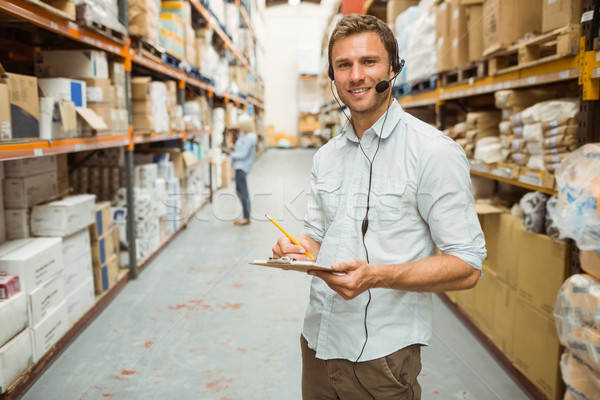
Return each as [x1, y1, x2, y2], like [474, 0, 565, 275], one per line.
[22, 148, 532, 400]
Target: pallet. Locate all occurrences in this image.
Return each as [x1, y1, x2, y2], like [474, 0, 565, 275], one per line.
[487, 25, 581, 76]
[130, 36, 164, 63]
[75, 4, 127, 44]
[440, 60, 487, 87]
[163, 52, 182, 71]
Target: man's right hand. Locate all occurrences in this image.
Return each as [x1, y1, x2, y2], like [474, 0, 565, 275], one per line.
[272, 235, 317, 261]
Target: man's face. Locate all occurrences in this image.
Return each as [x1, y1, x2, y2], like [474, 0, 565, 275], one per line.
[331, 32, 393, 118]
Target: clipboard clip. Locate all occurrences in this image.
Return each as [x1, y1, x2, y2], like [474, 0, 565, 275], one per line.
[268, 256, 296, 262]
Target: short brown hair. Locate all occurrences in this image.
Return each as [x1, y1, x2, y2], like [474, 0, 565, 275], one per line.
[328, 14, 397, 72]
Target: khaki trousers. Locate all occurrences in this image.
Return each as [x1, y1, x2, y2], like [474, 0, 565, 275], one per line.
[301, 335, 422, 400]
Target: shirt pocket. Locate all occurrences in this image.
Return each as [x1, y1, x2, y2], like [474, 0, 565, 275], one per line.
[370, 179, 407, 231]
[316, 179, 342, 222]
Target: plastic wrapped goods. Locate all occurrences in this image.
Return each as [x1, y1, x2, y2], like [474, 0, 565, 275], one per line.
[494, 89, 555, 109]
[547, 144, 600, 250]
[394, 6, 420, 86]
[555, 274, 600, 372]
[561, 350, 600, 400]
[519, 191, 549, 234]
[474, 137, 502, 164]
[405, 0, 436, 83]
[521, 98, 579, 124]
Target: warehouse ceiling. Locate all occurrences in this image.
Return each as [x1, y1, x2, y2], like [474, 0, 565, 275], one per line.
[265, 0, 321, 6]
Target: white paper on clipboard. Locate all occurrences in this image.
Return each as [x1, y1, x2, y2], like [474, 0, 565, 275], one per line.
[249, 257, 335, 273]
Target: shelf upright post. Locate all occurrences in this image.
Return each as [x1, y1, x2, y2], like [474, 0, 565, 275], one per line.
[208, 90, 214, 203]
[178, 78, 186, 148]
[579, 0, 600, 145]
[124, 41, 138, 278]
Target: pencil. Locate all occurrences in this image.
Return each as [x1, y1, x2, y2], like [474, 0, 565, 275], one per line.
[265, 214, 314, 260]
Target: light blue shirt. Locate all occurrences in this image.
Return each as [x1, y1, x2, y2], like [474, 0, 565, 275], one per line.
[301, 101, 486, 361]
[231, 132, 257, 173]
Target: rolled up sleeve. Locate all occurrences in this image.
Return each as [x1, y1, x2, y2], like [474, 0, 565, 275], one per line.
[416, 138, 487, 270]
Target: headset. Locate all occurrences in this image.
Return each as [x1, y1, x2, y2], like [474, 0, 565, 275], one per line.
[328, 32, 413, 400]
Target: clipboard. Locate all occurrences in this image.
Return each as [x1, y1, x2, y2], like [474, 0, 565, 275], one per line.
[249, 257, 335, 273]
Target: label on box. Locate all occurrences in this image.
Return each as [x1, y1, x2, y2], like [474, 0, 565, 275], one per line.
[0, 275, 20, 299]
[1, 121, 9, 140]
[519, 171, 544, 187]
[86, 87, 104, 102]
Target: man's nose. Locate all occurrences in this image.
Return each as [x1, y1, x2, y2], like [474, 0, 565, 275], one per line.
[349, 64, 364, 82]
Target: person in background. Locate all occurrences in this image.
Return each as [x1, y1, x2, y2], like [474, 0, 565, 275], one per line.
[230, 113, 257, 226]
[272, 14, 486, 399]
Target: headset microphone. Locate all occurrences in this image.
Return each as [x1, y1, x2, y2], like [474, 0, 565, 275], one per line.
[374, 59, 405, 93]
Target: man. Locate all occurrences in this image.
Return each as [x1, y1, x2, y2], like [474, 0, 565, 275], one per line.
[272, 14, 486, 399]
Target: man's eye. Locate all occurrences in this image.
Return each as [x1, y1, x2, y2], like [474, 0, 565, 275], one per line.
[338, 63, 349, 69]
[364, 60, 375, 65]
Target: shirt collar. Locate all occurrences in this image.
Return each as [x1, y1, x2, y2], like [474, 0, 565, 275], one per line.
[341, 100, 404, 143]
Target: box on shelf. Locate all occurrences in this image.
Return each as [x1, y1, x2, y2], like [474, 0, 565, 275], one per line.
[495, 213, 526, 288]
[0, 291, 28, 348]
[65, 277, 94, 326]
[29, 300, 68, 362]
[5, 209, 30, 240]
[435, 1, 452, 72]
[128, 0, 160, 44]
[92, 253, 119, 295]
[82, 78, 112, 105]
[91, 225, 118, 268]
[4, 156, 57, 178]
[62, 228, 91, 267]
[27, 274, 65, 326]
[0, 329, 33, 395]
[131, 77, 152, 100]
[0, 275, 20, 300]
[76, 107, 109, 136]
[482, 0, 543, 56]
[492, 278, 517, 360]
[62, 248, 92, 294]
[39, 98, 77, 140]
[542, 0, 582, 33]
[37, 78, 86, 108]
[0, 238, 63, 293]
[471, 266, 497, 337]
[3, 172, 59, 209]
[513, 299, 564, 400]
[31, 194, 96, 237]
[0, 83, 11, 141]
[0, 66, 39, 140]
[108, 61, 125, 87]
[91, 202, 112, 241]
[34, 49, 108, 79]
[449, 0, 469, 69]
[466, 3, 484, 62]
[88, 103, 114, 132]
[56, 154, 69, 197]
[580, 250, 600, 281]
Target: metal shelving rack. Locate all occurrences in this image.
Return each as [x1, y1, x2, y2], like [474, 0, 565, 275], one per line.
[0, 0, 264, 397]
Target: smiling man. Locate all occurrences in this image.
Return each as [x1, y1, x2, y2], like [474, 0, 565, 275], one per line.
[272, 14, 486, 400]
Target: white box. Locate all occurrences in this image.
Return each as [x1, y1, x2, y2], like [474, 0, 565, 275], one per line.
[66, 278, 94, 326]
[0, 292, 28, 348]
[38, 78, 86, 108]
[0, 238, 63, 293]
[35, 50, 109, 79]
[4, 209, 29, 240]
[27, 274, 65, 326]
[31, 194, 96, 237]
[29, 300, 67, 362]
[62, 228, 90, 266]
[63, 250, 92, 294]
[3, 172, 58, 209]
[0, 329, 33, 394]
[4, 156, 57, 178]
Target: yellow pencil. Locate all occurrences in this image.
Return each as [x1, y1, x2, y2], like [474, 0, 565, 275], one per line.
[265, 214, 314, 260]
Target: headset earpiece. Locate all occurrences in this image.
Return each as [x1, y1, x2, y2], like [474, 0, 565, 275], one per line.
[328, 63, 334, 81]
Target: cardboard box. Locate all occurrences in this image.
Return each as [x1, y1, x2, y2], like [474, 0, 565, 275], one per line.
[92, 253, 119, 294]
[0, 329, 33, 394]
[0, 67, 39, 140]
[108, 61, 125, 87]
[516, 230, 570, 317]
[30, 194, 95, 237]
[91, 225, 118, 268]
[471, 266, 497, 337]
[5, 209, 29, 240]
[34, 50, 108, 79]
[62, 250, 92, 297]
[37, 78, 86, 108]
[91, 202, 112, 241]
[495, 213, 525, 288]
[82, 78, 112, 105]
[386, 0, 419, 23]
[513, 299, 564, 400]
[436, 2, 452, 72]
[0, 291, 28, 347]
[56, 154, 69, 197]
[27, 274, 65, 326]
[492, 278, 517, 359]
[65, 277, 94, 326]
[4, 155, 57, 178]
[3, 172, 59, 209]
[29, 300, 68, 362]
[0, 238, 63, 293]
[0, 275, 20, 300]
[580, 250, 600, 281]
[0, 83, 11, 141]
[467, 4, 484, 62]
[132, 100, 153, 114]
[449, 0, 469, 69]
[483, 0, 543, 55]
[62, 228, 91, 266]
[76, 107, 109, 136]
[113, 85, 126, 109]
[132, 113, 155, 132]
[131, 76, 152, 100]
[542, 0, 582, 33]
[88, 103, 113, 131]
[475, 203, 504, 271]
[39, 98, 77, 140]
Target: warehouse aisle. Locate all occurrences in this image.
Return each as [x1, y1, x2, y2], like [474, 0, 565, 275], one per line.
[22, 148, 531, 400]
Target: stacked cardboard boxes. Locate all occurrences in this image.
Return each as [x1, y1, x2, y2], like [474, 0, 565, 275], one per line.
[90, 202, 120, 294]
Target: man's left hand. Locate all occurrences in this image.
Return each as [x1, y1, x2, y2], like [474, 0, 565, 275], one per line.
[308, 259, 378, 300]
